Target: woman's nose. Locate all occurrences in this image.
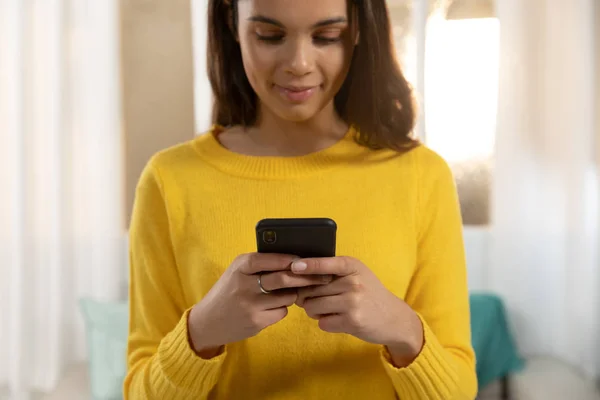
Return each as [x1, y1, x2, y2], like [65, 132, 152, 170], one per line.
[283, 38, 314, 77]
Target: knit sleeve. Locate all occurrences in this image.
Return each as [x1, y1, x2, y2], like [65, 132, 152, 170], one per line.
[380, 148, 478, 399]
[124, 158, 226, 399]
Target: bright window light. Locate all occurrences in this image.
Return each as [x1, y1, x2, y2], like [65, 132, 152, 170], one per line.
[424, 17, 500, 163]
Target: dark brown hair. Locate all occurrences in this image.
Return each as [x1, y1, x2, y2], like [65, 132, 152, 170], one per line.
[207, 0, 420, 151]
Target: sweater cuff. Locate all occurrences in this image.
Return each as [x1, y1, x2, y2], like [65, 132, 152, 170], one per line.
[380, 314, 459, 399]
[156, 308, 227, 392]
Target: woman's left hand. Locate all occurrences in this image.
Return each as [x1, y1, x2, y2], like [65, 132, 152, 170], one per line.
[292, 256, 424, 364]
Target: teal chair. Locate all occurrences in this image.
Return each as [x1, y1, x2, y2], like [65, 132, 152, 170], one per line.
[469, 293, 525, 398]
[80, 298, 129, 400]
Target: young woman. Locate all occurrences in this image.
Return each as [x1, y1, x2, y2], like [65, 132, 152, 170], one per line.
[124, 0, 477, 399]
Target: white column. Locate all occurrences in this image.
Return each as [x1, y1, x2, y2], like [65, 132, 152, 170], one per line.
[412, 0, 428, 141]
[192, 0, 212, 133]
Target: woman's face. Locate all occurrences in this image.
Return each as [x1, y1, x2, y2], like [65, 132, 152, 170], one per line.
[236, 0, 356, 122]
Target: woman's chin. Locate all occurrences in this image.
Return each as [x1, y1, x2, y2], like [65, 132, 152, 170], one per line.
[273, 106, 320, 123]
[270, 98, 334, 123]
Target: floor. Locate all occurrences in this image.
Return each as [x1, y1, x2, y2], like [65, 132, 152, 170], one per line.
[33, 357, 600, 400]
[478, 357, 600, 400]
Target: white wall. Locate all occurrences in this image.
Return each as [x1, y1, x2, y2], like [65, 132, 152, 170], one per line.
[121, 0, 196, 223]
[463, 227, 490, 291]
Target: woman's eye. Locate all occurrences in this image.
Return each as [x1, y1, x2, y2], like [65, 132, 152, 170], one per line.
[256, 34, 284, 43]
[313, 36, 341, 44]
[254, 30, 342, 45]
[313, 30, 342, 44]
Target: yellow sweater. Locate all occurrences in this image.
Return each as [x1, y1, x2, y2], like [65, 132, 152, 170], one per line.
[124, 126, 477, 399]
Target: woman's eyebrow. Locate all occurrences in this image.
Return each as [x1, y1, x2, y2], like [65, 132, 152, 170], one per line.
[248, 15, 348, 28]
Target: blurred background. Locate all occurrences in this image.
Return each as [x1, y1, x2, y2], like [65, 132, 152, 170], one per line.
[0, 0, 598, 399]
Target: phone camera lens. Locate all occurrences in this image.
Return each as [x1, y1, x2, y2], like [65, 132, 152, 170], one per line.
[263, 230, 277, 244]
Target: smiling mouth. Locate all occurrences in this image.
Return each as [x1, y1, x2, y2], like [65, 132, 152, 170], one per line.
[275, 84, 319, 103]
[282, 85, 317, 91]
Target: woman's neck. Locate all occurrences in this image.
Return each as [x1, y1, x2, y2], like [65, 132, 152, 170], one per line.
[218, 103, 349, 157]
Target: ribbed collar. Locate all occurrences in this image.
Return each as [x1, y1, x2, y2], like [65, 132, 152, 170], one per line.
[192, 125, 366, 180]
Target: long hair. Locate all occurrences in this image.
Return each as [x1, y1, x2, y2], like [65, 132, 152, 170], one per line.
[207, 0, 420, 151]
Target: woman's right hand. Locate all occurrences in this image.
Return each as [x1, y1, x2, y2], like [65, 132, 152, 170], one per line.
[188, 252, 332, 358]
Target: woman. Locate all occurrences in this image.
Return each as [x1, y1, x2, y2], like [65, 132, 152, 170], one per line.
[124, 0, 477, 398]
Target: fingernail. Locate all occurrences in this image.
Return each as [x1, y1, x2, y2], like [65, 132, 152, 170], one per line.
[292, 261, 307, 272]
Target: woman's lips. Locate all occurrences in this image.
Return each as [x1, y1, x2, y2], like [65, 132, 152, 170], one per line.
[276, 84, 318, 103]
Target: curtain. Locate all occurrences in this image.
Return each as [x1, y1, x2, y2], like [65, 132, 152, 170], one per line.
[0, 0, 124, 397]
[490, 0, 599, 379]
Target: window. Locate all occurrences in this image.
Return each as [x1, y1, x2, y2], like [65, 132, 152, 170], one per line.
[390, 0, 499, 225]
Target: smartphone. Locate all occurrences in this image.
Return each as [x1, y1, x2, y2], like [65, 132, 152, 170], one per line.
[256, 218, 337, 258]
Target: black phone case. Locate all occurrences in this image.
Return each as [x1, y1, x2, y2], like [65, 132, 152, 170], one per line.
[256, 218, 337, 258]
